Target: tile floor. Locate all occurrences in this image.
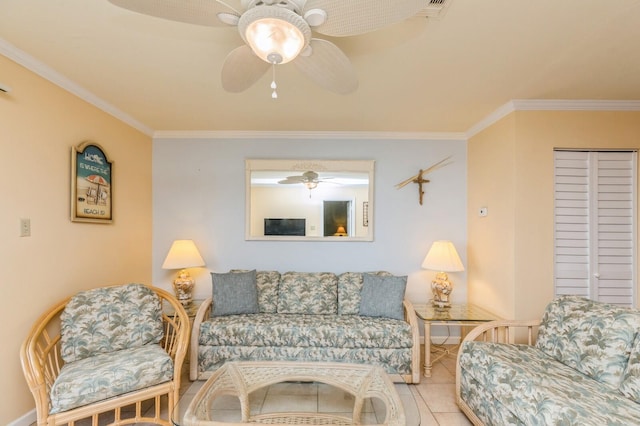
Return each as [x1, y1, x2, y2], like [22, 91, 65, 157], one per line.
[173, 349, 472, 426]
[32, 349, 472, 425]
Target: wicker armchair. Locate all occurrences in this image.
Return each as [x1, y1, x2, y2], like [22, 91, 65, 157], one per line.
[20, 284, 190, 426]
[455, 320, 541, 426]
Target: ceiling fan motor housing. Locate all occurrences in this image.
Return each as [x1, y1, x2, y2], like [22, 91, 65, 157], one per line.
[242, 0, 306, 14]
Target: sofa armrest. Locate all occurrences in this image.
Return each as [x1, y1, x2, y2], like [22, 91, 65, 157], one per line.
[402, 298, 421, 384]
[190, 297, 212, 381]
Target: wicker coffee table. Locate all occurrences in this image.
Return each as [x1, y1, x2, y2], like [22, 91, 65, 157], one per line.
[172, 361, 417, 425]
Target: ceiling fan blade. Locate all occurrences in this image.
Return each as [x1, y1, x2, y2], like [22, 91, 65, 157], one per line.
[108, 0, 240, 27]
[303, 0, 428, 36]
[221, 45, 270, 92]
[293, 39, 358, 95]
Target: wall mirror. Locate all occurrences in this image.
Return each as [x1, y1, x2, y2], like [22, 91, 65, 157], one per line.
[246, 159, 374, 241]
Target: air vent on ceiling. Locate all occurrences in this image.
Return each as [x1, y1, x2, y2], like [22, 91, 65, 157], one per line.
[0, 83, 11, 93]
[416, 0, 452, 18]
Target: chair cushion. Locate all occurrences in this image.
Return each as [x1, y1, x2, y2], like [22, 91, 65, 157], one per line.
[277, 272, 338, 314]
[50, 344, 173, 414]
[535, 295, 640, 388]
[459, 341, 640, 425]
[619, 333, 640, 403]
[198, 346, 413, 376]
[198, 313, 413, 349]
[60, 284, 164, 363]
[211, 270, 258, 316]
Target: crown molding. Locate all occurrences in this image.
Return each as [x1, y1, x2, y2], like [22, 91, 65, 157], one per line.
[152, 130, 468, 141]
[0, 38, 153, 137]
[512, 99, 640, 111]
[467, 99, 640, 138]
[465, 101, 516, 139]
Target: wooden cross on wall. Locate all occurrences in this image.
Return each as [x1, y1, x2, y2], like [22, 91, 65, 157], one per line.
[395, 157, 452, 205]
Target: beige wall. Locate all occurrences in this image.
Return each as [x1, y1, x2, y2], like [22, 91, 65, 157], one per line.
[467, 113, 517, 319]
[468, 110, 640, 320]
[0, 55, 152, 424]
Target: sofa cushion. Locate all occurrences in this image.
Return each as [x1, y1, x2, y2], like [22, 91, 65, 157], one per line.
[359, 273, 407, 320]
[459, 341, 640, 425]
[50, 344, 173, 414]
[198, 346, 413, 376]
[338, 271, 393, 315]
[60, 284, 164, 363]
[198, 313, 413, 349]
[211, 270, 258, 316]
[231, 270, 280, 313]
[619, 333, 640, 403]
[277, 272, 338, 314]
[535, 295, 640, 388]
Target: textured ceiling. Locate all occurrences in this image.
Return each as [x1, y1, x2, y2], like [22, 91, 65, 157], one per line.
[1, 0, 640, 135]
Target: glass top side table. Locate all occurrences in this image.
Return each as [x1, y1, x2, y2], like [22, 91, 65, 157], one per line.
[413, 303, 499, 377]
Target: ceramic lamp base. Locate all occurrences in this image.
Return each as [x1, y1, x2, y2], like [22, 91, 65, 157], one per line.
[173, 269, 195, 307]
[431, 271, 452, 307]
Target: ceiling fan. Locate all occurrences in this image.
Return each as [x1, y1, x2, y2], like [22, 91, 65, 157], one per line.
[278, 170, 325, 189]
[107, 0, 431, 96]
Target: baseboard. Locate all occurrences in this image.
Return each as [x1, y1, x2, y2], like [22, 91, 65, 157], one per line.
[8, 409, 36, 426]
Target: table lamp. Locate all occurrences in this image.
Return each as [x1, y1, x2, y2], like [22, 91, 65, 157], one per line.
[422, 240, 464, 307]
[162, 239, 206, 306]
[334, 225, 347, 236]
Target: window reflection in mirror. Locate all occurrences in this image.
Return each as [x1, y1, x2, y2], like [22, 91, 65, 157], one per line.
[246, 159, 374, 241]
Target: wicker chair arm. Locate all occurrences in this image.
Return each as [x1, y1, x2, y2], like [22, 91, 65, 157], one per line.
[461, 319, 542, 345]
[190, 297, 212, 380]
[20, 298, 69, 419]
[156, 286, 191, 368]
[402, 299, 421, 384]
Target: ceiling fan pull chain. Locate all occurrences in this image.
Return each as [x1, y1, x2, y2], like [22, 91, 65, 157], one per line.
[271, 64, 278, 99]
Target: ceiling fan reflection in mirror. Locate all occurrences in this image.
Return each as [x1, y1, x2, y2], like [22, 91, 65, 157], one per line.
[278, 170, 334, 196]
[107, 0, 432, 97]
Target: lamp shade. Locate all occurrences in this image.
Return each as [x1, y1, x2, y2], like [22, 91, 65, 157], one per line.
[421, 240, 464, 272]
[162, 240, 205, 270]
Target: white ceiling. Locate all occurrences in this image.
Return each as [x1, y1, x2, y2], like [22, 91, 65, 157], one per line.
[2, 0, 640, 136]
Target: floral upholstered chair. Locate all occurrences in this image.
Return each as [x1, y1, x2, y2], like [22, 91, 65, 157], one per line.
[21, 283, 189, 426]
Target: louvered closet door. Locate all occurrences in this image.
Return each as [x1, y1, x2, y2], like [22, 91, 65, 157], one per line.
[554, 150, 637, 307]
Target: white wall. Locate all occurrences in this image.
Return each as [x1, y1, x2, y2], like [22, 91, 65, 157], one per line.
[251, 184, 368, 237]
[152, 137, 467, 308]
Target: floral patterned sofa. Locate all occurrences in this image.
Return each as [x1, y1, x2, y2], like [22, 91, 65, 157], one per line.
[457, 296, 640, 425]
[190, 270, 421, 383]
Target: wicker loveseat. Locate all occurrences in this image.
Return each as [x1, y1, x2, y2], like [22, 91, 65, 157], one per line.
[20, 283, 190, 426]
[457, 296, 640, 425]
[190, 270, 421, 383]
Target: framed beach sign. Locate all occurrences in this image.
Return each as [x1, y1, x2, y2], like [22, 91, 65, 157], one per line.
[71, 141, 113, 223]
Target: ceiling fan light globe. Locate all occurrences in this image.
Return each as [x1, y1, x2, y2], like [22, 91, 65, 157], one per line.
[239, 6, 310, 65]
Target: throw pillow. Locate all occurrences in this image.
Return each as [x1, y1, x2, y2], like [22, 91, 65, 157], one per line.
[211, 270, 258, 316]
[359, 273, 407, 320]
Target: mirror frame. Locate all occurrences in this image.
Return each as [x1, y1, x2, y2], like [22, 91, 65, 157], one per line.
[246, 159, 375, 241]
